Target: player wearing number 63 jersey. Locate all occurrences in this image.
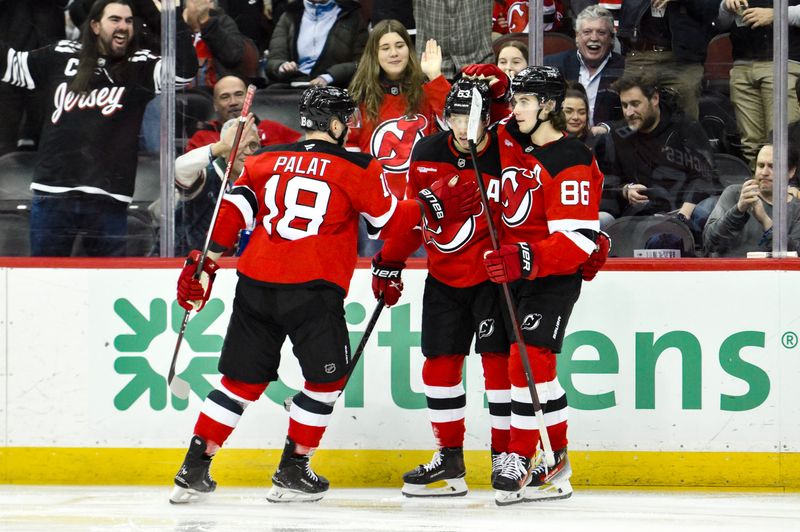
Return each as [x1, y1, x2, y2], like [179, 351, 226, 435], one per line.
[170, 86, 479, 505]
[486, 66, 605, 505]
[376, 79, 513, 498]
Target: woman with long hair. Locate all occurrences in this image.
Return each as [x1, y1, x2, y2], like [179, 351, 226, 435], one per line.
[347, 19, 450, 256]
[347, 19, 450, 200]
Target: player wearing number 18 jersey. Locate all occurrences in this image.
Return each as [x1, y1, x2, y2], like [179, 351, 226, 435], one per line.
[486, 66, 605, 505]
[169, 86, 479, 505]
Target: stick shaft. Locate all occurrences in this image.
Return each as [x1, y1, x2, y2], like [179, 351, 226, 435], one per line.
[168, 85, 257, 392]
[469, 140, 555, 463]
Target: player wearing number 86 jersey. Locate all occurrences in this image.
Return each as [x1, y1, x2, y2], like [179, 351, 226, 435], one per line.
[487, 66, 604, 505]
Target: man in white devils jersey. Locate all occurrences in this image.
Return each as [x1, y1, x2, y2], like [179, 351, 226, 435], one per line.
[0, 0, 197, 256]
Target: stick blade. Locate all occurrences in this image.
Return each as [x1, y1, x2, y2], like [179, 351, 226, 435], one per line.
[169, 375, 191, 400]
[467, 87, 483, 143]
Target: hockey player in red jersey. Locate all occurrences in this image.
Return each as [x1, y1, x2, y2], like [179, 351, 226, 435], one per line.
[169, 86, 479, 504]
[373, 79, 512, 497]
[485, 65, 607, 504]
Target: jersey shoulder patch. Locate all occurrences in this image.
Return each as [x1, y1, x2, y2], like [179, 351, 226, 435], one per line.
[536, 136, 594, 178]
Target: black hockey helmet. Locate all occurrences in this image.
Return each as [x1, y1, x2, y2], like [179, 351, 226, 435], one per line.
[298, 86, 358, 131]
[510, 65, 567, 112]
[445, 78, 491, 121]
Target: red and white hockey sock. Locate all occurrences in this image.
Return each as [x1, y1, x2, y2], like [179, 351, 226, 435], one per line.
[193, 376, 268, 455]
[507, 344, 568, 458]
[481, 351, 511, 453]
[423, 355, 466, 449]
[287, 377, 346, 454]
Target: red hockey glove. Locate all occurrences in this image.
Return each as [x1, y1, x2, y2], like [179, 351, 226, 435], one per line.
[581, 232, 611, 282]
[371, 252, 405, 307]
[461, 63, 509, 101]
[418, 174, 480, 224]
[177, 250, 220, 311]
[483, 243, 536, 284]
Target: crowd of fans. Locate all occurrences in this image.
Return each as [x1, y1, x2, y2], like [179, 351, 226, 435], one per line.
[1, 0, 799, 258]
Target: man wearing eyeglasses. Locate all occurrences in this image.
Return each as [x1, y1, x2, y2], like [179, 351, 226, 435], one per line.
[544, 5, 625, 135]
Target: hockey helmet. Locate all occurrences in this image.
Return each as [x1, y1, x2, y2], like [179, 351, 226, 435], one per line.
[298, 86, 359, 131]
[444, 78, 491, 121]
[510, 66, 567, 111]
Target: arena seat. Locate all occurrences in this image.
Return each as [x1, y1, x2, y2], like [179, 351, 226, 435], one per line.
[252, 88, 304, 132]
[714, 153, 751, 188]
[0, 151, 36, 201]
[0, 206, 31, 256]
[605, 215, 696, 258]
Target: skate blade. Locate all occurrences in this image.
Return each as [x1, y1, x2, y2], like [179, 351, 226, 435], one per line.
[266, 485, 326, 503]
[401, 478, 468, 498]
[493, 486, 528, 507]
[169, 484, 213, 504]
[522, 480, 573, 502]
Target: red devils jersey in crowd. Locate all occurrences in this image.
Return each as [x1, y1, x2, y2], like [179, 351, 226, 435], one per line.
[383, 131, 502, 288]
[346, 75, 450, 198]
[185, 118, 302, 153]
[496, 118, 603, 277]
[212, 140, 401, 293]
[492, 0, 564, 34]
[0, 36, 196, 202]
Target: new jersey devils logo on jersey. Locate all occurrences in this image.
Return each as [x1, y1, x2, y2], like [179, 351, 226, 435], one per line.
[422, 203, 482, 253]
[370, 114, 428, 172]
[501, 165, 542, 227]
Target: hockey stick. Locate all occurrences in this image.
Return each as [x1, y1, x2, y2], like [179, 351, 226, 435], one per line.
[168, 84, 257, 400]
[283, 296, 386, 411]
[466, 87, 556, 468]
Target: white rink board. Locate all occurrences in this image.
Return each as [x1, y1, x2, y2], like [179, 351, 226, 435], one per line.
[2, 267, 800, 453]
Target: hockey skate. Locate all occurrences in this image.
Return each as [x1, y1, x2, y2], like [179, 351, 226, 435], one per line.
[169, 436, 217, 504]
[401, 447, 467, 497]
[267, 438, 329, 503]
[492, 452, 532, 506]
[491, 448, 508, 484]
[522, 447, 573, 502]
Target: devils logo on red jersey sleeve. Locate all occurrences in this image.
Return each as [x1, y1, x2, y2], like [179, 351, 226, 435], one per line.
[421, 203, 483, 253]
[369, 115, 429, 172]
[501, 165, 542, 227]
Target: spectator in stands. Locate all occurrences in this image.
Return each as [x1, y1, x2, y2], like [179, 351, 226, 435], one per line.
[0, 1, 66, 155]
[347, 19, 449, 255]
[563, 81, 604, 149]
[371, 0, 415, 38]
[617, 0, 718, 120]
[265, 0, 368, 88]
[704, 143, 800, 256]
[185, 75, 301, 153]
[414, 0, 493, 79]
[495, 40, 528, 79]
[545, 5, 624, 132]
[600, 72, 718, 236]
[70, 0, 162, 52]
[492, 0, 566, 38]
[716, 1, 800, 167]
[173, 116, 261, 255]
[0, 0, 197, 256]
[217, 0, 273, 55]
[184, 0, 260, 88]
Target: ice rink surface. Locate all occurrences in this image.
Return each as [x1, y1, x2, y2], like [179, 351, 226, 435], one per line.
[1, 486, 799, 532]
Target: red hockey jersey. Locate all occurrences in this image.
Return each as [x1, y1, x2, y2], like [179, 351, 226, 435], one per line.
[212, 140, 403, 293]
[383, 130, 502, 287]
[185, 118, 301, 153]
[346, 75, 450, 198]
[496, 118, 603, 277]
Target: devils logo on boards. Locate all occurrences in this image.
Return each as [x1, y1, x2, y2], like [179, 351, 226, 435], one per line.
[501, 165, 542, 227]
